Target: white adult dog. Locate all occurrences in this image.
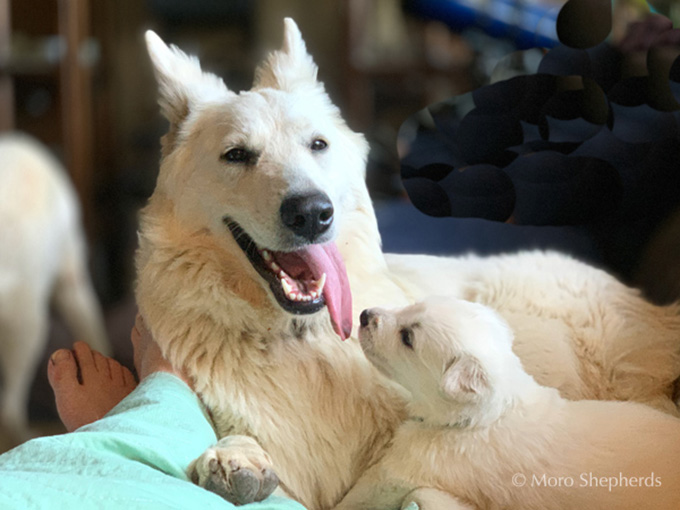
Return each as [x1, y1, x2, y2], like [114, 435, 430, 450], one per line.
[335, 297, 680, 510]
[137, 19, 680, 509]
[0, 133, 109, 446]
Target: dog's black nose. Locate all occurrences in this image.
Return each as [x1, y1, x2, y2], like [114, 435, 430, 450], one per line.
[280, 192, 334, 242]
[360, 309, 372, 327]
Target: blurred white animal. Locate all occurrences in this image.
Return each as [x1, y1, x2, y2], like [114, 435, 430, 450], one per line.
[0, 133, 109, 445]
[335, 298, 680, 510]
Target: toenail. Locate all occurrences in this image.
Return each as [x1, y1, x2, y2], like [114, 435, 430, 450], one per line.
[50, 350, 71, 364]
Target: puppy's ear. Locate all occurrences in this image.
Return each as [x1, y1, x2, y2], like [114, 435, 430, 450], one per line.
[145, 30, 230, 127]
[253, 18, 319, 91]
[439, 355, 489, 399]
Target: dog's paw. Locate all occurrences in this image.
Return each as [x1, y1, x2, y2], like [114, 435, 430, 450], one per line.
[189, 435, 279, 505]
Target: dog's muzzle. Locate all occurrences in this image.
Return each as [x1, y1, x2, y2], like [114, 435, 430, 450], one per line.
[280, 192, 334, 243]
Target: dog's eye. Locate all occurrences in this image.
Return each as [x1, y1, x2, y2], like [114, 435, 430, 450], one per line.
[400, 328, 414, 349]
[221, 148, 252, 164]
[310, 139, 328, 152]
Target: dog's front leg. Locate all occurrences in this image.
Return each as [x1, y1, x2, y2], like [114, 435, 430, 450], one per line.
[188, 435, 280, 505]
[401, 488, 477, 510]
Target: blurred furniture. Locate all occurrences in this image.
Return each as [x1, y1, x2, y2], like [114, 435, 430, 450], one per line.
[0, 0, 12, 131]
[0, 0, 95, 230]
[342, 0, 476, 132]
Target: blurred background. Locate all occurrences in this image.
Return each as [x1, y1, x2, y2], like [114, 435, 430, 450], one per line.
[0, 0, 678, 442]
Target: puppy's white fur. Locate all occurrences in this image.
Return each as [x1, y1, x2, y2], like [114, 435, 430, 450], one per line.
[0, 133, 109, 446]
[137, 20, 680, 509]
[335, 297, 680, 510]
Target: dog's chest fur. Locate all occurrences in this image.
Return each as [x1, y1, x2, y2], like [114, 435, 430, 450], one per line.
[198, 327, 405, 510]
[136, 206, 405, 510]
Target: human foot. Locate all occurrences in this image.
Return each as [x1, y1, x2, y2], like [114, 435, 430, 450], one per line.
[47, 342, 137, 432]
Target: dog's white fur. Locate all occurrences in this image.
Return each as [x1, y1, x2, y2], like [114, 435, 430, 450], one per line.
[137, 19, 680, 509]
[335, 297, 680, 510]
[0, 133, 109, 446]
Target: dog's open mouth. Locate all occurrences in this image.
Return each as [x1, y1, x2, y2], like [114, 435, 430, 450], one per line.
[226, 219, 352, 340]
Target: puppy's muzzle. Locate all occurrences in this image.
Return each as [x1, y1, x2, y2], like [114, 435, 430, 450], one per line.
[360, 309, 382, 329]
[360, 309, 373, 328]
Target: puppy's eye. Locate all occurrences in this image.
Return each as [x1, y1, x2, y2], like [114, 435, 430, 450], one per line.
[400, 328, 413, 349]
[310, 138, 328, 152]
[221, 148, 252, 164]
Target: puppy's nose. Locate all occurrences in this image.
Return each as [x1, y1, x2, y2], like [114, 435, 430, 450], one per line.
[280, 192, 334, 242]
[360, 309, 373, 327]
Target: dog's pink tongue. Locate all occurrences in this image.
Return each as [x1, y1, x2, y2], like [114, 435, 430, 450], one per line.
[277, 243, 352, 340]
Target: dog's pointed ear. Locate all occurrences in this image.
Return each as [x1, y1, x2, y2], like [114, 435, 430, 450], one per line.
[253, 18, 319, 91]
[439, 355, 489, 399]
[145, 30, 230, 126]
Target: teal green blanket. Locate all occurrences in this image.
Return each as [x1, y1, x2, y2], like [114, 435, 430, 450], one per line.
[0, 373, 305, 509]
[0, 372, 420, 510]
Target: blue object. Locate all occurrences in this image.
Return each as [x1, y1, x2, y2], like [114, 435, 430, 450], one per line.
[406, 0, 561, 49]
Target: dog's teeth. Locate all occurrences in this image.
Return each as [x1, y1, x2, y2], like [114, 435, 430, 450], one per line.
[262, 250, 272, 261]
[281, 278, 293, 297]
[271, 261, 281, 272]
[316, 273, 327, 293]
[280, 271, 323, 302]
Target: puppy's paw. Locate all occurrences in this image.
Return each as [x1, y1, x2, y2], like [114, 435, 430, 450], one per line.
[402, 488, 476, 510]
[189, 435, 279, 505]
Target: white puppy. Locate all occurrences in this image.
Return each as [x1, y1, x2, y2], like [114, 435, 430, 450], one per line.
[334, 297, 680, 510]
[0, 133, 109, 446]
